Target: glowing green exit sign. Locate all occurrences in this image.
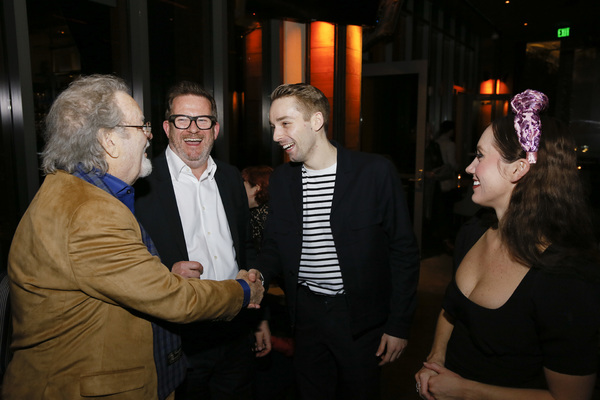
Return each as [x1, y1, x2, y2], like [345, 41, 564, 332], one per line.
[557, 27, 570, 38]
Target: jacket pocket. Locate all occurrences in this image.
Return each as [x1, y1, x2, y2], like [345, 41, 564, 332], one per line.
[339, 207, 384, 246]
[350, 207, 383, 230]
[80, 366, 145, 397]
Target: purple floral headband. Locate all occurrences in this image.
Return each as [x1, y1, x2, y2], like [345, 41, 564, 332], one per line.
[510, 89, 549, 164]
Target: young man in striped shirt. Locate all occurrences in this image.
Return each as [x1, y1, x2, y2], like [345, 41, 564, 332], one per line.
[258, 83, 420, 399]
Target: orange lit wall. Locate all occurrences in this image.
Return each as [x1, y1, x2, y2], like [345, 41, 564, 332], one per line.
[284, 22, 305, 83]
[244, 21, 363, 155]
[345, 25, 362, 150]
[479, 79, 509, 95]
[245, 28, 262, 90]
[310, 22, 335, 139]
[479, 101, 492, 130]
[310, 22, 362, 147]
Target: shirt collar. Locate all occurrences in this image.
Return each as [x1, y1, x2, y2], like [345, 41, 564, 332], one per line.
[100, 172, 135, 212]
[166, 146, 217, 181]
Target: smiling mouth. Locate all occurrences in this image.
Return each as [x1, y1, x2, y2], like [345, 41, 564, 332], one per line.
[473, 179, 480, 187]
[282, 143, 294, 151]
[184, 138, 203, 144]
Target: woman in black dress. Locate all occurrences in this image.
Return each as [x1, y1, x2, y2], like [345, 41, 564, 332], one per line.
[415, 90, 600, 400]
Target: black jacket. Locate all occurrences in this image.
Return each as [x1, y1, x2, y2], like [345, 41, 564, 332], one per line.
[258, 142, 420, 338]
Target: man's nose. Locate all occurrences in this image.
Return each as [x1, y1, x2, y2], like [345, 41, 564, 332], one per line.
[272, 126, 281, 142]
[187, 121, 200, 133]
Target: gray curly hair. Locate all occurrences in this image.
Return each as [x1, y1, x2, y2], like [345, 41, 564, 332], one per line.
[41, 74, 130, 174]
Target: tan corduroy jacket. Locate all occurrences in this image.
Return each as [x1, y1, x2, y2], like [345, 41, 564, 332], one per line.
[3, 171, 244, 399]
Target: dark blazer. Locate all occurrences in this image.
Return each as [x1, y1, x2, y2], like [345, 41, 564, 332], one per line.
[258, 142, 420, 339]
[134, 151, 251, 271]
[134, 151, 255, 352]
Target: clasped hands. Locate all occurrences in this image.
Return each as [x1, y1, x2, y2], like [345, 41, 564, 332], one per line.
[172, 261, 264, 308]
[415, 361, 464, 400]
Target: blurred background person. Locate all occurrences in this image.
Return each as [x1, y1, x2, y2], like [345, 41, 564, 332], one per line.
[242, 165, 274, 253]
[242, 165, 296, 399]
[430, 120, 460, 253]
[423, 122, 445, 256]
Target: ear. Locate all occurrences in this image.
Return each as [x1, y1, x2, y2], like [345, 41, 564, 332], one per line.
[311, 112, 324, 132]
[163, 120, 171, 139]
[213, 121, 220, 141]
[509, 158, 530, 183]
[99, 128, 120, 159]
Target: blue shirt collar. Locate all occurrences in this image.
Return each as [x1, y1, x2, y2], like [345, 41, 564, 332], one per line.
[99, 172, 136, 213]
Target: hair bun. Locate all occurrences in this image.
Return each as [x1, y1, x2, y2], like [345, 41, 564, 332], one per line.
[511, 89, 549, 164]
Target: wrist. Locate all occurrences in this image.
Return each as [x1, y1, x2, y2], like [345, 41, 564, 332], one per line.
[425, 353, 445, 365]
[461, 377, 479, 400]
[236, 279, 251, 307]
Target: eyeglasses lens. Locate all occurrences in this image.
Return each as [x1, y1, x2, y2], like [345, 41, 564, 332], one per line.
[173, 116, 213, 130]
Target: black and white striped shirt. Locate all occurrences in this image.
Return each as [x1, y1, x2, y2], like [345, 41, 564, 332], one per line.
[299, 164, 344, 296]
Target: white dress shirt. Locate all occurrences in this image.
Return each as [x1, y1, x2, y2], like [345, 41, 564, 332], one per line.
[165, 146, 238, 280]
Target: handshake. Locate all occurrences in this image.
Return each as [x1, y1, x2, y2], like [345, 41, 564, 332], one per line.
[171, 261, 265, 308]
[236, 268, 265, 309]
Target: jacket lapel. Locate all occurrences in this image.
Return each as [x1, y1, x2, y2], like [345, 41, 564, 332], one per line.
[330, 142, 352, 215]
[213, 164, 240, 260]
[289, 163, 304, 228]
[153, 154, 189, 261]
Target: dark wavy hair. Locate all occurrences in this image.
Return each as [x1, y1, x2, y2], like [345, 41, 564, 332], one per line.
[241, 165, 273, 206]
[492, 114, 599, 276]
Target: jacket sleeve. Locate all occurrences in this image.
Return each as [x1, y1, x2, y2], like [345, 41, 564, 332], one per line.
[68, 197, 244, 323]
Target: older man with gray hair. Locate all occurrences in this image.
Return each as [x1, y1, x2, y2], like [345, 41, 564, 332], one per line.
[2, 74, 263, 400]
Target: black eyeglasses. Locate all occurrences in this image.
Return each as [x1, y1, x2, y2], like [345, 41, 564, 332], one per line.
[168, 114, 217, 130]
[116, 122, 152, 138]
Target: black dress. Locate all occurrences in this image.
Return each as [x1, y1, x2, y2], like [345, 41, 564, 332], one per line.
[444, 217, 600, 388]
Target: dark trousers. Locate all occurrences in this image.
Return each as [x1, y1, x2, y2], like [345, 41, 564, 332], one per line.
[175, 334, 254, 400]
[293, 286, 382, 400]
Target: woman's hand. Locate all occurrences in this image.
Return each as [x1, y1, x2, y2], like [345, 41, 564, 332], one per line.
[415, 362, 440, 400]
[419, 362, 467, 400]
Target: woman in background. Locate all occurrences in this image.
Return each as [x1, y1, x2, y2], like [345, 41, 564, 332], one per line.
[243, 165, 295, 400]
[242, 165, 273, 252]
[415, 89, 600, 400]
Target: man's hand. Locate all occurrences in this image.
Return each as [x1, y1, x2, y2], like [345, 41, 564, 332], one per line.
[236, 269, 264, 308]
[254, 320, 272, 357]
[172, 261, 203, 279]
[376, 334, 407, 366]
